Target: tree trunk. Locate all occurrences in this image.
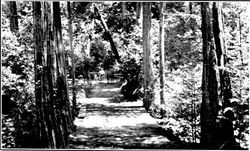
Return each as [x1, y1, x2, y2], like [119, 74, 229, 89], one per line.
[8, 1, 19, 33]
[159, 2, 165, 105]
[185, 2, 192, 13]
[52, 2, 73, 148]
[212, 2, 232, 109]
[67, 2, 77, 117]
[136, 2, 142, 20]
[34, 2, 54, 148]
[93, 6, 121, 63]
[189, 2, 192, 13]
[142, 2, 153, 111]
[43, 2, 59, 148]
[212, 2, 235, 149]
[200, 2, 235, 149]
[34, 2, 74, 148]
[200, 2, 220, 149]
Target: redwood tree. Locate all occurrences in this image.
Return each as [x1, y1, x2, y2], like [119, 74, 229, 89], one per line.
[34, 2, 74, 148]
[34, 2, 49, 147]
[8, 1, 18, 33]
[212, 2, 235, 149]
[200, 2, 220, 148]
[142, 2, 153, 111]
[200, 2, 235, 149]
[212, 2, 233, 109]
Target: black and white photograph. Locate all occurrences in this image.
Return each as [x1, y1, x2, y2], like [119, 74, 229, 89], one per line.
[1, 1, 249, 149]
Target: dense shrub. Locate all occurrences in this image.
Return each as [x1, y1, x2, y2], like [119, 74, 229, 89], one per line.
[120, 58, 143, 101]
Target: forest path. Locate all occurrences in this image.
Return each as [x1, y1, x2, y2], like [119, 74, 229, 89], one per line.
[68, 80, 179, 149]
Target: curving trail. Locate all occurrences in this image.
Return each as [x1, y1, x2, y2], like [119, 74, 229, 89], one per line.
[68, 81, 179, 149]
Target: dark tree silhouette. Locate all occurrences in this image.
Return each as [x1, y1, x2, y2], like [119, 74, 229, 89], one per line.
[8, 1, 18, 33]
[200, 2, 220, 148]
[142, 2, 153, 111]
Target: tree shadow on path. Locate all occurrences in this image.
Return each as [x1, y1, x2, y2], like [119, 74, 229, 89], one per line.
[69, 81, 196, 149]
[69, 123, 183, 149]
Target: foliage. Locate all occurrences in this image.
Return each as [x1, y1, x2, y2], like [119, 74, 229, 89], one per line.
[223, 2, 249, 148]
[1, 1, 36, 148]
[147, 2, 203, 144]
[120, 58, 143, 101]
[104, 2, 137, 34]
[102, 51, 116, 70]
[89, 39, 107, 68]
[74, 56, 92, 78]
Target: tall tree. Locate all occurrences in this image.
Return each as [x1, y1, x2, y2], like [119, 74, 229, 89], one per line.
[212, 2, 232, 109]
[159, 2, 165, 105]
[8, 1, 19, 33]
[67, 2, 77, 116]
[34, 2, 74, 148]
[52, 2, 74, 147]
[34, 2, 50, 147]
[200, 2, 235, 149]
[200, 2, 220, 149]
[212, 2, 235, 149]
[142, 2, 153, 111]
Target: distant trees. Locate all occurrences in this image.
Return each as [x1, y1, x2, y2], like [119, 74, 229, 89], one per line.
[33, 2, 74, 148]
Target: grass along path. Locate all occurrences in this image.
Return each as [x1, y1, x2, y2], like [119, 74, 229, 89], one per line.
[68, 81, 180, 149]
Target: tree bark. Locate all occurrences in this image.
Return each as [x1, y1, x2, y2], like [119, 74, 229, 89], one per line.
[212, 2, 232, 109]
[142, 2, 153, 111]
[33, 1, 44, 146]
[200, 2, 236, 149]
[8, 1, 18, 33]
[212, 2, 235, 149]
[200, 2, 220, 149]
[34, 2, 74, 148]
[53, 2, 73, 148]
[93, 6, 121, 63]
[34, 2, 54, 148]
[159, 2, 165, 105]
[67, 2, 77, 117]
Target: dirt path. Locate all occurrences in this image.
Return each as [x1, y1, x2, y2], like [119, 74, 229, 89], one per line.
[68, 81, 179, 149]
